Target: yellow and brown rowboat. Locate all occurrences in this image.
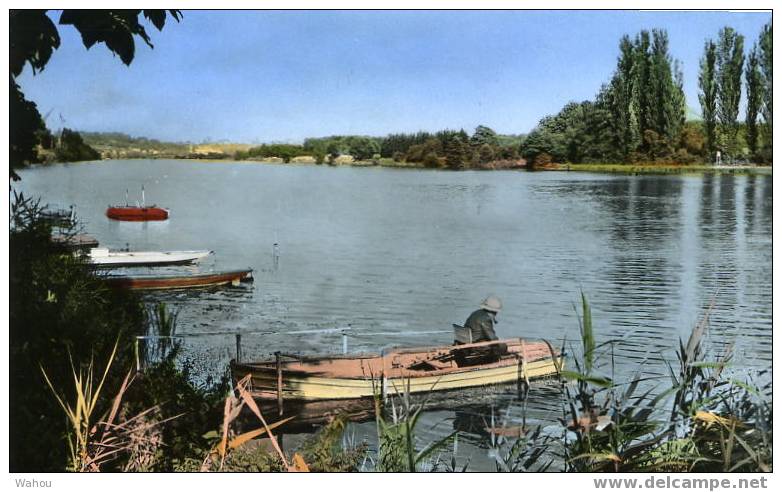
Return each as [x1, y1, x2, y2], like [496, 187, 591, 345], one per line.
[230, 338, 563, 404]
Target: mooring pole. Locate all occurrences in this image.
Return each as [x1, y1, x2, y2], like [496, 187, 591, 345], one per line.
[235, 333, 242, 363]
[275, 351, 284, 416]
[342, 331, 349, 354]
[134, 338, 141, 372]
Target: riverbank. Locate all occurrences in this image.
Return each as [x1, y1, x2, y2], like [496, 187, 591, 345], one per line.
[547, 163, 773, 175]
[83, 157, 771, 176]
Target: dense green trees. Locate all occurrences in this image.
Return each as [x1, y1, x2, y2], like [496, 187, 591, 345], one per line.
[235, 127, 520, 169]
[55, 128, 101, 162]
[522, 29, 689, 165]
[608, 29, 687, 159]
[386, 127, 520, 169]
[698, 21, 772, 163]
[524, 24, 772, 166]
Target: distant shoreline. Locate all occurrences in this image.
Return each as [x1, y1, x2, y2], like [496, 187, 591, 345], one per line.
[33, 157, 772, 176]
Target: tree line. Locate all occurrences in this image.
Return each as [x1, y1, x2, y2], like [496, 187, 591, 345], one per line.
[521, 23, 772, 167]
[233, 126, 525, 169]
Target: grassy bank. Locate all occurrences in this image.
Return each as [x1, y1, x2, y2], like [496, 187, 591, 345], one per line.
[547, 162, 772, 175]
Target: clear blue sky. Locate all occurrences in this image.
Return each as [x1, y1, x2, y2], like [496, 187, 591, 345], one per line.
[15, 10, 772, 143]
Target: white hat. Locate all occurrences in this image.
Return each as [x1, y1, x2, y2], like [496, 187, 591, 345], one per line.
[480, 296, 502, 313]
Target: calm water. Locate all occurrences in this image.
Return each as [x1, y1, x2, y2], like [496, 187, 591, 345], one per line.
[16, 160, 772, 470]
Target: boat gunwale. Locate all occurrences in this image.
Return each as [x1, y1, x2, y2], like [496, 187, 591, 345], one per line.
[231, 338, 562, 381]
[104, 268, 253, 282]
[232, 338, 556, 367]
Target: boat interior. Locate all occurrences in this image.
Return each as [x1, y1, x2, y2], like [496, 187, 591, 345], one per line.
[234, 339, 560, 379]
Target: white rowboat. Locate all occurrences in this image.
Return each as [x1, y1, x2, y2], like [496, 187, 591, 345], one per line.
[87, 248, 213, 267]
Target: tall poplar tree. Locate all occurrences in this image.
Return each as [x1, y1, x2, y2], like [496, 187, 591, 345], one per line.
[632, 31, 654, 141]
[650, 29, 686, 145]
[745, 44, 763, 156]
[758, 21, 772, 155]
[715, 27, 745, 157]
[699, 40, 718, 157]
[608, 35, 640, 156]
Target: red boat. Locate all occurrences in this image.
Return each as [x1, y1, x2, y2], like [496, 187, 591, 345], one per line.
[107, 187, 169, 221]
[106, 206, 169, 221]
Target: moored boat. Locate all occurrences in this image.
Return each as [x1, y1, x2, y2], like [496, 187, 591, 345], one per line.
[52, 233, 100, 250]
[87, 248, 213, 267]
[104, 268, 253, 290]
[106, 186, 169, 221]
[106, 206, 169, 221]
[39, 204, 77, 225]
[231, 338, 563, 406]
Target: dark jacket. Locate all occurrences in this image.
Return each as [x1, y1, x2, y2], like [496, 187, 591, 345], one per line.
[463, 309, 499, 343]
[456, 309, 507, 365]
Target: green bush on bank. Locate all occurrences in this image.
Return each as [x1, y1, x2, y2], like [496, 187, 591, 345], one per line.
[9, 193, 228, 472]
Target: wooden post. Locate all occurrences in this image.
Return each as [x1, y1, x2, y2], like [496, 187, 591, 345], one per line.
[134, 338, 141, 373]
[275, 351, 284, 416]
[235, 333, 242, 363]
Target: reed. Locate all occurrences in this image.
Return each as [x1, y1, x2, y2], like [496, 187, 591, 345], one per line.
[40, 338, 172, 472]
[372, 378, 457, 472]
[556, 293, 772, 473]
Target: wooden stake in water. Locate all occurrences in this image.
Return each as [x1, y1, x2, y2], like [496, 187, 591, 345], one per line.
[275, 351, 284, 416]
[235, 333, 242, 363]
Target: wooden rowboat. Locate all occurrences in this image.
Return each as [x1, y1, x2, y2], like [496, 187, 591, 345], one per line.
[104, 268, 253, 290]
[231, 338, 563, 406]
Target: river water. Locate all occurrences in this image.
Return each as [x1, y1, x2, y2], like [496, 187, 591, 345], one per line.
[16, 159, 772, 470]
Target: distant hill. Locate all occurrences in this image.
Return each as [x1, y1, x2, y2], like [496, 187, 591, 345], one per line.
[81, 132, 251, 159]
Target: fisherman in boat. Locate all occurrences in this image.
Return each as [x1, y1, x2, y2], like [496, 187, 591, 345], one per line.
[454, 295, 508, 366]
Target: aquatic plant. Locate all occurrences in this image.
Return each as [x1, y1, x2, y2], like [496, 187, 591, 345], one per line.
[139, 302, 181, 368]
[556, 293, 772, 473]
[40, 339, 173, 472]
[372, 378, 457, 472]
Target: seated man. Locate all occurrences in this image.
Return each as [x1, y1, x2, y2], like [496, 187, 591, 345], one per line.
[454, 296, 508, 366]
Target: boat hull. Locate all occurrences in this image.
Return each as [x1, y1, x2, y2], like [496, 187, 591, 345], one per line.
[106, 206, 169, 221]
[231, 339, 563, 402]
[89, 249, 213, 267]
[104, 268, 253, 290]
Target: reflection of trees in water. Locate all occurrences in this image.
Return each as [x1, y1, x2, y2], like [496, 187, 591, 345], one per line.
[559, 177, 688, 382]
[697, 176, 740, 341]
[596, 177, 683, 322]
[744, 175, 757, 232]
[759, 175, 772, 228]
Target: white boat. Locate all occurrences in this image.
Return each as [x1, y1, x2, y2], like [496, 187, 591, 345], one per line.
[87, 248, 213, 267]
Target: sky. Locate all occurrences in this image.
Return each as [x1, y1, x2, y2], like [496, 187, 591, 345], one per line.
[15, 10, 772, 144]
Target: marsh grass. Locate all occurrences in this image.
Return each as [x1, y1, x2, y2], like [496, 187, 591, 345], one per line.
[40, 338, 176, 472]
[371, 378, 457, 472]
[556, 294, 772, 473]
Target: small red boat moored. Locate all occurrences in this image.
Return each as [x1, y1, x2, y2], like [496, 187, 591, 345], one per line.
[106, 206, 169, 221]
[107, 187, 169, 221]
